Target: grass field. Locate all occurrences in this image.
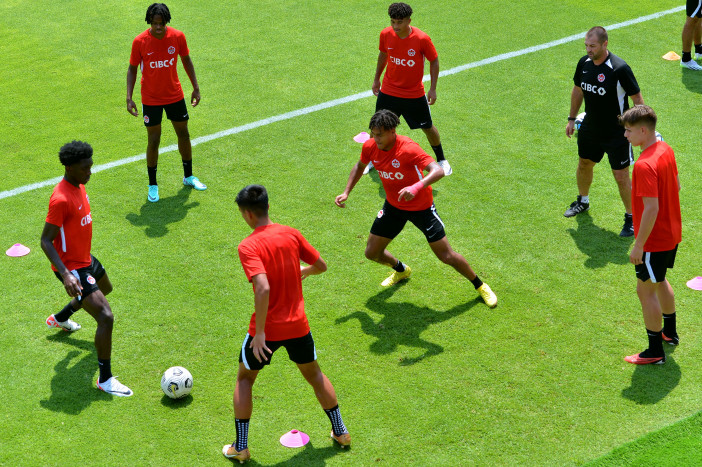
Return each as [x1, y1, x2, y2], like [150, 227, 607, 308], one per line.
[1, 1, 701, 465]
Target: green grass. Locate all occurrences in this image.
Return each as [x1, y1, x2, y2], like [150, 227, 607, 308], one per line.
[1, 0, 701, 465]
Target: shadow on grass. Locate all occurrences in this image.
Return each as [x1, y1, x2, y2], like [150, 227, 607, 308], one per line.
[227, 442, 344, 466]
[160, 393, 193, 408]
[335, 283, 477, 365]
[40, 334, 111, 414]
[681, 67, 702, 94]
[125, 186, 199, 238]
[621, 347, 680, 405]
[567, 212, 632, 268]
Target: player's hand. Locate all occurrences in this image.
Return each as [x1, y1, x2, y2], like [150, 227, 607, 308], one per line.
[629, 245, 644, 265]
[250, 333, 271, 363]
[566, 120, 575, 138]
[126, 99, 139, 117]
[62, 272, 83, 298]
[335, 193, 349, 208]
[427, 89, 437, 105]
[398, 187, 416, 202]
[191, 89, 201, 107]
[372, 79, 381, 96]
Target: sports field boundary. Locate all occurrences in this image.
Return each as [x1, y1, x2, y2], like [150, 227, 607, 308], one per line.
[0, 5, 684, 202]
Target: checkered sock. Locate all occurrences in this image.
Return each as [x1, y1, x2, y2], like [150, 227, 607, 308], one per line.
[324, 405, 348, 436]
[235, 418, 249, 451]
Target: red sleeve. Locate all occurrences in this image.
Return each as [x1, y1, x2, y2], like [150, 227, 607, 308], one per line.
[178, 31, 190, 57]
[296, 230, 320, 265]
[408, 141, 435, 171]
[360, 140, 374, 164]
[45, 193, 67, 227]
[379, 30, 387, 53]
[238, 241, 266, 282]
[129, 36, 142, 67]
[422, 35, 438, 62]
[634, 162, 659, 198]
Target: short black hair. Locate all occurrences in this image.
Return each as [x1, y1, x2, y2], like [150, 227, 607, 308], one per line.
[146, 3, 171, 24]
[235, 184, 269, 216]
[388, 3, 412, 19]
[59, 141, 93, 167]
[369, 109, 400, 131]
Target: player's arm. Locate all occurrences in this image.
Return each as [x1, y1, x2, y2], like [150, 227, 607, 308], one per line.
[335, 161, 368, 207]
[126, 64, 139, 116]
[630, 92, 644, 106]
[250, 273, 272, 363]
[566, 85, 584, 138]
[40, 222, 82, 297]
[372, 51, 388, 96]
[181, 55, 201, 107]
[398, 161, 444, 201]
[301, 256, 327, 280]
[427, 58, 439, 104]
[629, 197, 658, 265]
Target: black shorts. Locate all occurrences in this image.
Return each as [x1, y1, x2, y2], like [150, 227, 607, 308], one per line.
[238, 331, 317, 371]
[142, 99, 189, 127]
[577, 131, 633, 169]
[370, 200, 446, 243]
[53, 254, 106, 302]
[376, 91, 433, 129]
[635, 245, 678, 283]
[688, 0, 702, 18]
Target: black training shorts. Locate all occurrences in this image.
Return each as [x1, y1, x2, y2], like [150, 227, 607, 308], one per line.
[577, 130, 633, 170]
[238, 331, 317, 371]
[53, 254, 106, 302]
[142, 98, 189, 127]
[688, 0, 702, 18]
[370, 200, 446, 243]
[635, 245, 678, 283]
[376, 91, 433, 129]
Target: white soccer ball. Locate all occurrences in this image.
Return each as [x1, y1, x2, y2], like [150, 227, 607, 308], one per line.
[161, 366, 193, 399]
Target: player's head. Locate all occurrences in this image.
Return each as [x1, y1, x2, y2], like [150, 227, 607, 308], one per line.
[620, 105, 657, 147]
[59, 140, 93, 185]
[388, 3, 412, 35]
[585, 27, 608, 60]
[586, 26, 608, 44]
[145, 3, 171, 24]
[236, 184, 269, 224]
[369, 109, 400, 151]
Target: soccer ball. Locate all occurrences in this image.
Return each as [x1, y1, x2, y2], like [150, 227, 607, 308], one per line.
[574, 112, 586, 131]
[161, 366, 193, 399]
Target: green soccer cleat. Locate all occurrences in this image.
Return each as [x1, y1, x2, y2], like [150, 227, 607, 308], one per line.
[381, 265, 412, 287]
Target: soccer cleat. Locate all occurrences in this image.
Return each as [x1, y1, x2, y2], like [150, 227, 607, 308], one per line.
[662, 332, 679, 346]
[620, 214, 634, 237]
[624, 352, 665, 365]
[183, 175, 207, 191]
[96, 376, 134, 397]
[696, 52, 702, 61]
[681, 59, 702, 70]
[564, 196, 589, 218]
[148, 185, 159, 203]
[381, 265, 412, 287]
[363, 161, 374, 175]
[46, 314, 81, 332]
[477, 283, 497, 308]
[438, 159, 453, 176]
[222, 445, 250, 463]
[331, 431, 351, 448]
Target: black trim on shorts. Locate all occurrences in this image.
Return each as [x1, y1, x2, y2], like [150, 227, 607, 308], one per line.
[376, 91, 433, 129]
[238, 331, 317, 371]
[53, 254, 106, 302]
[370, 200, 446, 243]
[635, 245, 678, 283]
[142, 99, 189, 127]
[577, 131, 633, 169]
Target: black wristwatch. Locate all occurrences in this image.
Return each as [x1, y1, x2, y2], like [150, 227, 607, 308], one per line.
[567, 117, 576, 121]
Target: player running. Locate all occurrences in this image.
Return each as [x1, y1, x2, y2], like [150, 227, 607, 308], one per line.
[335, 109, 497, 308]
[41, 141, 133, 397]
[222, 185, 350, 463]
[126, 3, 206, 203]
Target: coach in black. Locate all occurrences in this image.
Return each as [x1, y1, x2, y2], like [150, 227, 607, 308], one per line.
[564, 26, 644, 237]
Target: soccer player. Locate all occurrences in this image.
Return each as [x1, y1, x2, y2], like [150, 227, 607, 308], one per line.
[126, 3, 206, 203]
[620, 106, 681, 365]
[681, 1, 702, 70]
[565, 26, 644, 237]
[371, 2, 452, 176]
[222, 185, 350, 463]
[40, 141, 133, 396]
[335, 109, 497, 308]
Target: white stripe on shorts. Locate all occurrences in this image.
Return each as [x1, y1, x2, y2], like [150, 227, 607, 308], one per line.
[241, 333, 252, 370]
[643, 251, 658, 283]
[693, 1, 702, 18]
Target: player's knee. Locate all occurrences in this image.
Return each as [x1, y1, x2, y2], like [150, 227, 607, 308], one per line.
[96, 306, 114, 329]
[147, 134, 161, 148]
[175, 127, 190, 140]
[364, 247, 380, 262]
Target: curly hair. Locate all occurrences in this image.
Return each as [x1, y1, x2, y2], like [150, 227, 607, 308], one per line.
[235, 184, 269, 216]
[388, 2, 412, 19]
[369, 109, 400, 131]
[59, 141, 93, 167]
[145, 3, 171, 24]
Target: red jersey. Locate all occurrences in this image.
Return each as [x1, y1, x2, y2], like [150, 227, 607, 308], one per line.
[45, 179, 93, 271]
[632, 141, 682, 252]
[129, 27, 190, 105]
[379, 26, 438, 99]
[360, 135, 435, 211]
[238, 224, 320, 341]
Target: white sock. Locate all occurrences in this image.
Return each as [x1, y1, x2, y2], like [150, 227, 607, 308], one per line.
[581, 195, 589, 204]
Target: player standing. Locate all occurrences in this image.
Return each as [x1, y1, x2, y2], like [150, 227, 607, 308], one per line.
[126, 3, 206, 203]
[222, 185, 350, 462]
[565, 27, 644, 237]
[335, 110, 497, 308]
[681, 1, 702, 70]
[620, 106, 681, 365]
[371, 2, 452, 176]
[41, 141, 133, 396]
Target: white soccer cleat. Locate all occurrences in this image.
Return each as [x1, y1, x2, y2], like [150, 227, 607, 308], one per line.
[681, 59, 702, 70]
[183, 176, 207, 191]
[438, 159, 452, 176]
[363, 161, 374, 175]
[695, 52, 702, 60]
[46, 314, 81, 332]
[96, 376, 134, 397]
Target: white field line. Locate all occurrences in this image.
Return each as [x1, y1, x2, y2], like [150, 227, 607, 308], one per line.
[0, 5, 684, 201]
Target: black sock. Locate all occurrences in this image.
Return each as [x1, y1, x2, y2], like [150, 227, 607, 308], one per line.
[663, 313, 677, 337]
[182, 160, 193, 178]
[646, 329, 664, 356]
[682, 51, 692, 62]
[324, 405, 348, 436]
[392, 260, 405, 273]
[148, 166, 158, 186]
[431, 144, 446, 162]
[98, 358, 112, 383]
[695, 43, 702, 54]
[470, 276, 483, 289]
[235, 418, 249, 451]
[54, 302, 77, 322]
